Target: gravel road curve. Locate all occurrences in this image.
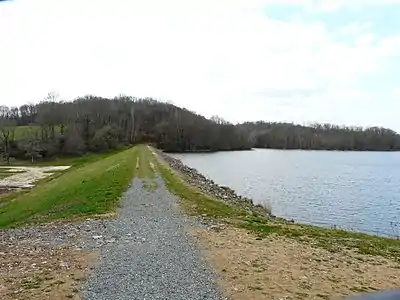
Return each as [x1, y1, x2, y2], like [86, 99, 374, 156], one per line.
[82, 176, 225, 300]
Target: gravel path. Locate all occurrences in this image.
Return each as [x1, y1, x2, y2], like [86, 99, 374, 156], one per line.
[82, 176, 225, 300]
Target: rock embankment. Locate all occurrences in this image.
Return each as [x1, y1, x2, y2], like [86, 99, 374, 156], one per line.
[157, 150, 273, 218]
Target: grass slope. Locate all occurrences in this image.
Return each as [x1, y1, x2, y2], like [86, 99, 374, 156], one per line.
[13, 125, 61, 140]
[0, 147, 139, 228]
[0, 146, 130, 166]
[242, 217, 400, 260]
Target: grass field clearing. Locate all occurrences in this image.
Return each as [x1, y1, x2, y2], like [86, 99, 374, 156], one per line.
[0, 146, 140, 228]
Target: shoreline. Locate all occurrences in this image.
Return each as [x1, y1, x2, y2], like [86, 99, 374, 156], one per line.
[162, 147, 400, 153]
[1, 145, 400, 300]
[157, 149, 273, 218]
[154, 147, 400, 299]
[158, 149, 400, 241]
[162, 148, 253, 154]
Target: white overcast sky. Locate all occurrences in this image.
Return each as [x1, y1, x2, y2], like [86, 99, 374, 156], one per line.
[1, 0, 400, 130]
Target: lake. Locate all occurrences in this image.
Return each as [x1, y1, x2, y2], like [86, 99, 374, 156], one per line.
[172, 149, 400, 237]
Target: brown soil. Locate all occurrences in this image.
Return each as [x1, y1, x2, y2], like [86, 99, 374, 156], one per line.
[192, 226, 400, 300]
[0, 188, 12, 196]
[0, 242, 97, 300]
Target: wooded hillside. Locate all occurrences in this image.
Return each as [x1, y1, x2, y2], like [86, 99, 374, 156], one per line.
[1, 93, 399, 163]
[239, 122, 400, 151]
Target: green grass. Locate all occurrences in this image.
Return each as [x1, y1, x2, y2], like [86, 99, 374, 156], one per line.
[0, 150, 129, 205]
[241, 217, 400, 260]
[0, 147, 129, 167]
[13, 125, 61, 140]
[3, 143, 399, 261]
[43, 149, 129, 167]
[0, 147, 139, 228]
[136, 145, 156, 179]
[13, 125, 38, 140]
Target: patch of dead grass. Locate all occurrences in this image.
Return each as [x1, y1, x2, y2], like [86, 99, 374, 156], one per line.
[0, 245, 97, 300]
[191, 226, 400, 300]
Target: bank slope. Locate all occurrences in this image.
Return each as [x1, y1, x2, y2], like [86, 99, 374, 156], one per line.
[0, 147, 139, 228]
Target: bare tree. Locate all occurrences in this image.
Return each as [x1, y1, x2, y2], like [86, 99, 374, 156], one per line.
[0, 94, 396, 161]
[0, 106, 16, 164]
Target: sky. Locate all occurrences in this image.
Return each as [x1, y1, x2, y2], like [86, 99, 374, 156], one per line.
[1, 0, 400, 130]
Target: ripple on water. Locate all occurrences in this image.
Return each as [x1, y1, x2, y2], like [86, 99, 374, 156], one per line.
[172, 149, 400, 238]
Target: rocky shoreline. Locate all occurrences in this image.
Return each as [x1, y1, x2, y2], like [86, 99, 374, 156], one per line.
[157, 150, 273, 218]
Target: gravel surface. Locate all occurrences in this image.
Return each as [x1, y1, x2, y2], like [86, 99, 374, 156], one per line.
[0, 218, 113, 251]
[82, 176, 225, 300]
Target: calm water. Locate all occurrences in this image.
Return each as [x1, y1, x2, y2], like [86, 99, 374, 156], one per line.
[172, 149, 400, 237]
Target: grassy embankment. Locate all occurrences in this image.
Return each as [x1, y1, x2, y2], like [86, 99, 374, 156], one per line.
[0, 146, 146, 228]
[1, 144, 397, 299]
[2, 142, 399, 259]
[154, 148, 400, 260]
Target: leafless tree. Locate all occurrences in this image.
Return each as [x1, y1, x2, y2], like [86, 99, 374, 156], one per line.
[0, 106, 16, 164]
[0, 94, 398, 162]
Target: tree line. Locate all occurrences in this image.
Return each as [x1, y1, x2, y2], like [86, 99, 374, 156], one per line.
[1, 93, 399, 163]
[239, 122, 400, 151]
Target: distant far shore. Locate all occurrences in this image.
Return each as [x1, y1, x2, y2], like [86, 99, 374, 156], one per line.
[163, 147, 400, 153]
[163, 148, 253, 153]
